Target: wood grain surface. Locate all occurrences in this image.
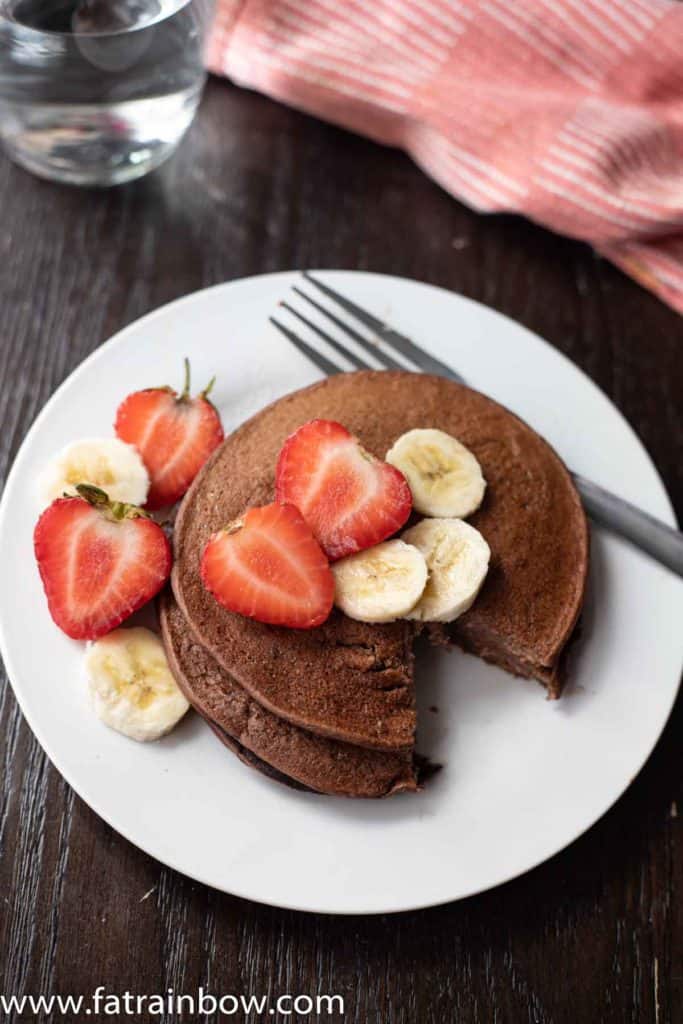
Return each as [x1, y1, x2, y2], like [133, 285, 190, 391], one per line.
[0, 79, 682, 1024]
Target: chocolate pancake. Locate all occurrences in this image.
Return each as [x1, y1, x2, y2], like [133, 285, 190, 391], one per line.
[207, 722, 311, 792]
[173, 372, 588, 753]
[160, 593, 418, 797]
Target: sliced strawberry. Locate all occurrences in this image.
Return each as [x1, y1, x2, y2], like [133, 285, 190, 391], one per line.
[34, 485, 172, 640]
[275, 419, 412, 561]
[115, 359, 224, 510]
[201, 502, 334, 629]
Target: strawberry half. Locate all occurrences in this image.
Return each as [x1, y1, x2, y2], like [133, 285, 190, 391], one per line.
[34, 485, 172, 640]
[201, 502, 334, 629]
[275, 419, 412, 561]
[115, 359, 224, 510]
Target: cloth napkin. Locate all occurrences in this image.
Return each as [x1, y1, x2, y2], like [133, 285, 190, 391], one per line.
[208, 0, 683, 314]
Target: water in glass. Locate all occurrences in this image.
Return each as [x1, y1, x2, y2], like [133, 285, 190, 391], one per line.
[0, 0, 208, 185]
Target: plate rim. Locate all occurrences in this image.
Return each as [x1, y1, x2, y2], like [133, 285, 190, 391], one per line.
[0, 269, 680, 915]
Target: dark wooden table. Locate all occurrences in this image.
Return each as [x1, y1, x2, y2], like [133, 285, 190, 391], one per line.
[1, 78, 682, 1024]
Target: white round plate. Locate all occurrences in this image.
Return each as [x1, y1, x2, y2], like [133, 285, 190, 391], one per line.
[1, 271, 681, 915]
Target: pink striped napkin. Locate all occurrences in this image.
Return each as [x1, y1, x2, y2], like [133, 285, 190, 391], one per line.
[208, 0, 683, 314]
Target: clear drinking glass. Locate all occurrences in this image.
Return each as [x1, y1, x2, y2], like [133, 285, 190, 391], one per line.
[0, 0, 211, 186]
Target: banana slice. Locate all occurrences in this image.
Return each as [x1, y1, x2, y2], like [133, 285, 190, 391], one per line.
[332, 539, 428, 623]
[386, 428, 485, 518]
[85, 627, 189, 742]
[402, 518, 490, 623]
[41, 438, 149, 507]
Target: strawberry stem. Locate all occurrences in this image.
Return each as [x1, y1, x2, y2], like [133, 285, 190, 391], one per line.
[75, 484, 149, 522]
[179, 358, 216, 402]
[75, 484, 109, 507]
[180, 357, 191, 401]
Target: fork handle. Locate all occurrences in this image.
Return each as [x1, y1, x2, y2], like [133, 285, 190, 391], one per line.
[572, 473, 683, 578]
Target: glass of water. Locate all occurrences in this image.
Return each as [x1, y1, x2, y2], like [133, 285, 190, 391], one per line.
[0, 0, 212, 186]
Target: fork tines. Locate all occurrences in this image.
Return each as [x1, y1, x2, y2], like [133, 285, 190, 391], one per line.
[269, 273, 462, 383]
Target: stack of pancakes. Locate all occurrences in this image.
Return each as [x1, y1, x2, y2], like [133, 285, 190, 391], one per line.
[162, 371, 588, 797]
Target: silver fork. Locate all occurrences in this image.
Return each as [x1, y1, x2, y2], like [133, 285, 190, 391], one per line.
[270, 272, 683, 580]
